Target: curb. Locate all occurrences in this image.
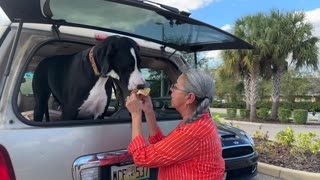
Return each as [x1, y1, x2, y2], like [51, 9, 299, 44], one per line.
[222, 119, 320, 127]
[258, 162, 320, 180]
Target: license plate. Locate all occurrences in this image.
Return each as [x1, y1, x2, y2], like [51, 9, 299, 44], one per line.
[111, 164, 150, 180]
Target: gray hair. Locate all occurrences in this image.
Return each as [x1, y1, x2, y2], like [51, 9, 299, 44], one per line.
[183, 69, 215, 124]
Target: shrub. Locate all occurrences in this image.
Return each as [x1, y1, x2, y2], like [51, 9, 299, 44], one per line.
[226, 108, 237, 118]
[224, 102, 246, 109]
[292, 102, 312, 111]
[239, 109, 249, 118]
[278, 109, 291, 123]
[291, 132, 320, 155]
[253, 126, 269, 140]
[233, 101, 246, 109]
[293, 109, 308, 124]
[275, 127, 320, 155]
[310, 140, 320, 155]
[257, 101, 272, 109]
[279, 102, 292, 110]
[212, 114, 227, 125]
[275, 127, 295, 146]
[257, 108, 269, 119]
[311, 102, 320, 112]
[253, 126, 271, 154]
[211, 101, 222, 108]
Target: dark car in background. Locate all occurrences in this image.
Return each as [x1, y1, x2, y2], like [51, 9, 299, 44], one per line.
[217, 123, 258, 179]
[0, 0, 257, 179]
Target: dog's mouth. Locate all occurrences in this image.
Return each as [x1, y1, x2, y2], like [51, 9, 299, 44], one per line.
[137, 84, 145, 90]
[129, 84, 147, 95]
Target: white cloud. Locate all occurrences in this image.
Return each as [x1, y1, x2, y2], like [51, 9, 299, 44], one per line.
[221, 24, 233, 32]
[203, 23, 231, 65]
[305, 8, 320, 38]
[204, 50, 223, 68]
[205, 50, 221, 59]
[151, 0, 216, 11]
[305, 8, 320, 67]
[0, 7, 10, 25]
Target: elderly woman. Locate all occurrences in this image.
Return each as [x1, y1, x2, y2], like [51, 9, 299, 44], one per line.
[126, 69, 225, 180]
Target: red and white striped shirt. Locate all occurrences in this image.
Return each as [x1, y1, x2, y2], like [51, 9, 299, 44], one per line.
[128, 112, 225, 180]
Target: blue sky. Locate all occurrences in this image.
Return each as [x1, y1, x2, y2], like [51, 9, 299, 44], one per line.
[190, 0, 320, 28]
[155, 0, 320, 67]
[0, 0, 319, 67]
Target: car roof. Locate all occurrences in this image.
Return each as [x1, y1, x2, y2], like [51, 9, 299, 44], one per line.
[0, 0, 254, 53]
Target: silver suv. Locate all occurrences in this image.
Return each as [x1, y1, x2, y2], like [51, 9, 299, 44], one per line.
[0, 0, 257, 179]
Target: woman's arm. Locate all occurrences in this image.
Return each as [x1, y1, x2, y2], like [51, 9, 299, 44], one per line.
[126, 93, 143, 140]
[126, 93, 166, 143]
[140, 95, 166, 143]
[128, 127, 200, 168]
[144, 112, 157, 136]
[131, 113, 143, 140]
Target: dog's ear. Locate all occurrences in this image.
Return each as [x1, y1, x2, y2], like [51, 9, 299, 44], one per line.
[101, 46, 112, 76]
[97, 38, 117, 76]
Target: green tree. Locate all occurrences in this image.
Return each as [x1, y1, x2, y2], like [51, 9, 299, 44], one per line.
[259, 80, 272, 101]
[221, 13, 269, 120]
[262, 10, 319, 119]
[220, 10, 319, 120]
[220, 49, 251, 109]
[281, 70, 311, 103]
[147, 70, 170, 97]
[308, 70, 320, 101]
[214, 66, 243, 102]
[183, 53, 208, 69]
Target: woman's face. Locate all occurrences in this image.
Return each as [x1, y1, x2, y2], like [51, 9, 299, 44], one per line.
[170, 75, 188, 111]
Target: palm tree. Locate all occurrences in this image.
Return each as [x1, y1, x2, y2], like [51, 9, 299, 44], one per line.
[212, 66, 244, 102]
[263, 10, 319, 119]
[221, 13, 270, 120]
[220, 10, 318, 120]
[183, 53, 208, 69]
[220, 50, 249, 106]
[220, 50, 251, 109]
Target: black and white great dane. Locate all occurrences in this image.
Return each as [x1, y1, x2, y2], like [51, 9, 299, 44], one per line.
[32, 35, 145, 122]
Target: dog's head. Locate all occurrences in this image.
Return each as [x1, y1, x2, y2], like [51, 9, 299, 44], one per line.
[93, 36, 145, 90]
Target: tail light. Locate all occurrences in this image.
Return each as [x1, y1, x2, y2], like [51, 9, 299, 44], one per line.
[0, 145, 16, 180]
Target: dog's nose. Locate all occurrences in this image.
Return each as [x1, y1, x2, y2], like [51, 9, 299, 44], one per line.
[137, 84, 146, 90]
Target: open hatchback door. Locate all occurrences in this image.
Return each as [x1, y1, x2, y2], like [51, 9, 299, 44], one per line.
[0, 0, 253, 53]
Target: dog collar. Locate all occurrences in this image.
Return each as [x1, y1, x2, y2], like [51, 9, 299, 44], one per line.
[89, 47, 100, 76]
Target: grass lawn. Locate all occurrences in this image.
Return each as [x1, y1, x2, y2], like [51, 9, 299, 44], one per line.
[20, 76, 33, 95]
[211, 112, 228, 118]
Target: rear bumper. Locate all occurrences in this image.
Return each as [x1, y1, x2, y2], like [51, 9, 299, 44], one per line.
[225, 151, 259, 180]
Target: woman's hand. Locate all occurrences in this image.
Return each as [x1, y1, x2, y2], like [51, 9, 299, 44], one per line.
[139, 95, 154, 114]
[126, 93, 142, 116]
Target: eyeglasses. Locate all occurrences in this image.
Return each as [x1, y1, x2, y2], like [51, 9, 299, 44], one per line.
[170, 84, 189, 93]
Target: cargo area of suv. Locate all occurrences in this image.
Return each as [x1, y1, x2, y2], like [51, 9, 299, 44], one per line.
[16, 34, 185, 123]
